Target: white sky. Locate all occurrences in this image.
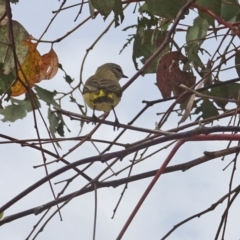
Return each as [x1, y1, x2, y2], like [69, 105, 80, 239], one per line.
[1, 1, 240, 240]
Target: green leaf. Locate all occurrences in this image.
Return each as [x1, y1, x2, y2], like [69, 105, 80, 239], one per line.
[70, 96, 85, 113]
[64, 74, 74, 84]
[137, 11, 158, 30]
[145, 0, 187, 19]
[59, 63, 74, 84]
[10, 0, 19, 3]
[112, 0, 124, 27]
[0, 94, 41, 122]
[196, 0, 221, 26]
[119, 36, 134, 54]
[90, 0, 124, 27]
[221, 0, 240, 21]
[185, 44, 205, 69]
[23, 92, 41, 112]
[195, 99, 219, 121]
[0, 1, 5, 17]
[0, 103, 27, 122]
[228, 82, 240, 100]
[122, 24, 137, 31]
[56, 110, 70, 136]
[48, 108, 58, 137]
[133, 29, 169, 73]
[0, 63, 15, 95]
[236, 11, 240, 22]
[186, 16, 209, 44]
[69, 96, 85, 135]
[91, 0, 114, 18]
[185, 16, 209, 69]
[34, 85, 59, 107]
[202, 60, 212, 87]
[48, 108, 68, 142]
[210, 84, 229, 110]
[139, 3, 148, 13]
[0, 20, 29, 74]
[235, 51, 240, 78]
[56, 119, 64, 137]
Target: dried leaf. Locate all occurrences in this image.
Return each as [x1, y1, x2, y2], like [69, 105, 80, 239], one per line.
[156, 51, 196, 99]
[38, 48, 59, 81]
[178, 94, 196, 124]
[173, 71, 196, 98]
[178, 81, 204, 124]
[11, 41, 59, 96]
[11, 40, 41, 96]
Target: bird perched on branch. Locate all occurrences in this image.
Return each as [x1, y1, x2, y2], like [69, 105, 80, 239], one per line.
[83, 63, 127, 130]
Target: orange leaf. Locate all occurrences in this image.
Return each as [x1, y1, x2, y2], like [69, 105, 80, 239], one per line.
[11, 41, 59, 96]
[11, 41, 41, 96]
[38, 48, 59, 81]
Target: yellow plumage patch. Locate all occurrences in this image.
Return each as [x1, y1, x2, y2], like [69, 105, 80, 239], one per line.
[83, 90, 120, 112]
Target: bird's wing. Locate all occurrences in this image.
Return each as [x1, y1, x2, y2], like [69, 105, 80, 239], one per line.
[83, 77, 122, 97]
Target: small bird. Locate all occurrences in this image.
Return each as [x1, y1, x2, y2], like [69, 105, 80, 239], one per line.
[83, 63, 127, 130]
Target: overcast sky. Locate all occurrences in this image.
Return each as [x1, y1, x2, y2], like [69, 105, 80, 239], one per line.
[1, 1, 240, 240]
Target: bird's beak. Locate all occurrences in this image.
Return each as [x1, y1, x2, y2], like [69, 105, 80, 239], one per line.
[123, 74, 128, 78]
